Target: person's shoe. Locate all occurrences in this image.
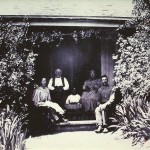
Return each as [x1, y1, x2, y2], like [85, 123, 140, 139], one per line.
[95, 126, 103, 133]
[62, 118, 68, 122]
[103, 128, 108, 133]
[96, 123, 99, 127]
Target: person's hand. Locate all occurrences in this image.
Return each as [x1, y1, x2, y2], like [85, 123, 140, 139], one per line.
[85, 86, 90, 91]
[38, 102, 45, 106]
[97, 101, 100, 106]
[93, 85, 98, 91]
[98, 104, 107, 111]
[63, 87, 66, 90]
[90, 86, 94, 90]
[50, 86, 55, 90]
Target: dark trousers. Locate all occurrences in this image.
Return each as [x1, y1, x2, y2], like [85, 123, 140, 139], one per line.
[51, 86, 66, 108]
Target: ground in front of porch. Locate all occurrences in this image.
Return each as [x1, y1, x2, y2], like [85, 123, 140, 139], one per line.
[25, 130, 149, 150]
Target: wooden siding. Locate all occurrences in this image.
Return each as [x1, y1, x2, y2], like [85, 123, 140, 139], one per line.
[0, 0, 133, 17]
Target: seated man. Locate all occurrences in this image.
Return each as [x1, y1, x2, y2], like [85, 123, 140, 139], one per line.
[95, 75, 113, 133]
[32, 77, 67, 122]
[65, 88, 82, 110]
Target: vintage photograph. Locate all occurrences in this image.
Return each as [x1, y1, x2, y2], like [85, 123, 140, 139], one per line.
[0, 0, 150, 150]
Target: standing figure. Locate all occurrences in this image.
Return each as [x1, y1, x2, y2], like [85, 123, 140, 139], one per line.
[32, 77, 67, 122]
[81, 70, 101, 111]
[48, 68, 69, 108]
[95, 75, 113, 133]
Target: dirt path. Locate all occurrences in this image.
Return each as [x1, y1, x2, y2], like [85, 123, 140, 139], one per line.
[25, 131, 150, 150]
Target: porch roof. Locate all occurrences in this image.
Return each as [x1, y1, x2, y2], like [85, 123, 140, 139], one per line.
[0, 0, 133, 17]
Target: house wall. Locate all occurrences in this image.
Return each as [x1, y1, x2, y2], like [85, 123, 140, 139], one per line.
[0, 0, 133, 17]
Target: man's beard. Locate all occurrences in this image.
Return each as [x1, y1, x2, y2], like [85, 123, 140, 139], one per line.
[102, 82, 108, 86]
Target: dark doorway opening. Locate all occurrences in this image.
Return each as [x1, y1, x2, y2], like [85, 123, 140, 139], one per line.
[34, 33, 101, 94]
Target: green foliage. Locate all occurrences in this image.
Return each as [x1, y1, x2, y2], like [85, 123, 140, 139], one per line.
[113, 0, 150, 145]
[112, 98, 150, 146]
[114, 1, 150, 97]
[132, 0, 150, 16]
[0, 106, 28, 150]
[0, 19, 36, 149]
[114, 31, 150, 97]
[0, 19, 38, 108]
[30, 29, 117, 47]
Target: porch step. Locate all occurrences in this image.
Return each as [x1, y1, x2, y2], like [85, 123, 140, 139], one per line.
[52, 120, 96, 133]
[65, 111, 95, 121]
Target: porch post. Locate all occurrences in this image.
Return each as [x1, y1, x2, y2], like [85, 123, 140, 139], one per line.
[100, 38, 116, 86]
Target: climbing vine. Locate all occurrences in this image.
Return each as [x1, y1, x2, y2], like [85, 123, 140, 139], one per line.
[29, 28, 117, 47]
[112, 0, 150, 145]
[0, 18, 38, 110]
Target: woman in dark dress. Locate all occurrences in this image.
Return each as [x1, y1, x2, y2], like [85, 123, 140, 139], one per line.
[81, 70, 101, 111]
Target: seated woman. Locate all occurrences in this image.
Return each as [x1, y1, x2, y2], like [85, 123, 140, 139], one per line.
[32, 77, 67, 122]
[81, 70, 101, 111]
[65, 88, 82, 110]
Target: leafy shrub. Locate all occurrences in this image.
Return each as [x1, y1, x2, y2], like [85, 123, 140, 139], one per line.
[0, 18, 38, 110]
[112, 96, 150, 145]
[112, 0, 150, 145]
[0, 106, 28, 150]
